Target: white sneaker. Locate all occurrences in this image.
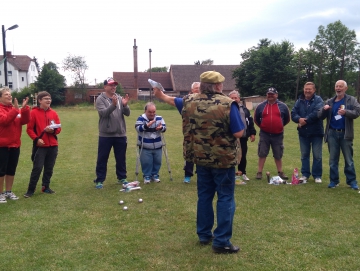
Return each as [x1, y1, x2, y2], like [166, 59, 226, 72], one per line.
[0, 193, 7, 203]
[152, 175, 160, 183]
[5, 191, 19, 200]
[242, 174, 250, 181]
[144, 177, 151, 184]
[315, 178, 322, 183]
[299, 176, 308, 183]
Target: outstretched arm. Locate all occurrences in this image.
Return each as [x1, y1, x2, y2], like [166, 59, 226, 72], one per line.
[153, 87, 176, 106]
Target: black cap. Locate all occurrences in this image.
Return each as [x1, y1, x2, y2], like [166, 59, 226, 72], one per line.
[266, 87, 278, 94]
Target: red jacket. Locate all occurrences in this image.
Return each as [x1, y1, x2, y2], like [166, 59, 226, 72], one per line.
[0, 104, 30, 147]
[27, 107, 61, 147]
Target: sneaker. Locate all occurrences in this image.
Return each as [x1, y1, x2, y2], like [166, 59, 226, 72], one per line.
[144, 176, 151, 184]
[235, 180, 247, 185]
[242, 174, 250, 181]
[183, 176, 191, 184]
[117, 179, 128, 185]
[5, 191, 19, 200]
[328, 182, 339, 188]
[0, 193, 7, 203]
[315, 178, 322, 183]
[299, 176, 308, 183]
[23, 192, 34, 198]
[42, 186, 56, 194]
[278, 172, 289, 180]
[95, 182, 103, 189]
[152, 175, 161, 183]
[350, 183, 359, 190]
[212, 244, 240, 254]
[256, 172, 262, 180]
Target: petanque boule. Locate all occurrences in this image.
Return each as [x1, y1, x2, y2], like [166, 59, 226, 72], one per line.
[138, 198, 143, 203]
[123, 206, 128, 210]
[119, 200, 124, 205]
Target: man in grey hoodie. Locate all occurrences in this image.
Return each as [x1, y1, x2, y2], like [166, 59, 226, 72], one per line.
[93, 77, 130, 189]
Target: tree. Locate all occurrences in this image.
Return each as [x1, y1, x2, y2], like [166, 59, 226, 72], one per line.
[232, 40, 297, 99]
[194, 59, 214, 65]
[62, 54, 88, 87]
[311, 20, 358, 98]
[144, 66, 168, 72]
[35, 62, 66, 105]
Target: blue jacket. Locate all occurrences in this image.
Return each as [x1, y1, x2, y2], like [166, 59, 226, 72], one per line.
[291, 94, 324, 137]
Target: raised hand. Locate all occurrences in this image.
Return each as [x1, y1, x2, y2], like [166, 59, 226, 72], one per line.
[122, 94, 129, 106]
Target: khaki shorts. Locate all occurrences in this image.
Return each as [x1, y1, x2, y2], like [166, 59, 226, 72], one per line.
[258, 130, 284, 160]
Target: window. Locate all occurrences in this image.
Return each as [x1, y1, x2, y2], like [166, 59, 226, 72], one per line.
[75, 93, 83, 99]
[8, 71, 12, 75]
[22, 77, 24, 81]
[0, 71, 1, 75]
[9, 82, 13, 89]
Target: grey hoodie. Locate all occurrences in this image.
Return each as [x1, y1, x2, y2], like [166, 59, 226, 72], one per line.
[96, 92, 130, 137]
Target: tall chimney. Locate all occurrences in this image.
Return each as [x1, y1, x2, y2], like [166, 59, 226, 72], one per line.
[133, 39, 138, 91]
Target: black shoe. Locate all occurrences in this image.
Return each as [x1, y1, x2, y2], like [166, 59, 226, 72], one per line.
[199, 235, 215, 245]
[24, 192, 34, 198]
[212, 244, 240, 254]
[42, 186, 56, 194]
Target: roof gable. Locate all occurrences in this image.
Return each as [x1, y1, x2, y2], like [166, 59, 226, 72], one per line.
[0, 55, 33, 71]
[170, 65, 239, 91]
[113, 72, 172, 90]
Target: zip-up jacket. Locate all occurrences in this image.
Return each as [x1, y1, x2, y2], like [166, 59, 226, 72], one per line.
[318, 94, 360, 142]
[240, 105, 257, 138]
[96, 92, 130, 137]
[26, 106, 61, 147]
[0, 103, 30, 147]
[135, 114, 166, 149]
[254, 100, 290, 134]
[291, 94, 324, 137]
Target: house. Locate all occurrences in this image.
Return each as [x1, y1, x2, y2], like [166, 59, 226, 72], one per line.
[113, 64, 240, 99]
[0, 51, 39, 90]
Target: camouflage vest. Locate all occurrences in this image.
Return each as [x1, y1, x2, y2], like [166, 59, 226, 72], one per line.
[181, 91, 240, 168]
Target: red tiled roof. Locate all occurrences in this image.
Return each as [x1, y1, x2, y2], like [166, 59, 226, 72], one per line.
[113, 72, 172, 90]
[170, 65, 239, 91]
[0, 54, 33, 71]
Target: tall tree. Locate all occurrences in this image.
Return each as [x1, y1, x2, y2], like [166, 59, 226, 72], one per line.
[145, 66, 168, 72]
[233, 40, 297, 99]
[312, 20, 358, 97]
[35, 62, 66, 105]
[62, 54, 88, 87]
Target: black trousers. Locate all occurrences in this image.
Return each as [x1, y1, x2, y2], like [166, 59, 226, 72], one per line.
[184, 161, 195, 177]
[27, 146, 58, 192]
[237, 137, 248, 174]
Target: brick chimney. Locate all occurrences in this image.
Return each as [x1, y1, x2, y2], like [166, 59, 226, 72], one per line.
[133, 39, 138, 91]
[6, 51, 12, 57]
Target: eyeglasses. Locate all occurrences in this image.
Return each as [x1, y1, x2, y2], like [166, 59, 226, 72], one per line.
[42, 98, 52, 100]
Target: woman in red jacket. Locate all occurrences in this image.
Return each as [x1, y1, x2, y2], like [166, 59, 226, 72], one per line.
[0, 87, 30, 203]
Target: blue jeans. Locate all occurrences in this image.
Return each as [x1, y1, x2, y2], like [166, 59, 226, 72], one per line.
[299, 135, 323, 178]
[95, 136, 127, 182]
[140, 148, 162, 178]
[196, 165, 235, 247]
[327, 129, 357, 185]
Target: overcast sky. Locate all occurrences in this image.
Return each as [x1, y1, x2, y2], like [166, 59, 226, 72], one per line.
[2, 0, 360, 86]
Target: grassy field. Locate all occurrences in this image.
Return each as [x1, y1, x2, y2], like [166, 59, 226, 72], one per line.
[1, 104, 360, 271]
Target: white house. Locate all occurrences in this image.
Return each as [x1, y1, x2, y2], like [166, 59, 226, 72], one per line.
[0, 51, 39, 91]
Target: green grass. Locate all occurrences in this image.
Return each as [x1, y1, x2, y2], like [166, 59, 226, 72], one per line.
[1, 105, 360, 271]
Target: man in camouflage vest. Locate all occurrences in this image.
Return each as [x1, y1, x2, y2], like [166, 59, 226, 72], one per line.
[153, 71, 245, 254]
